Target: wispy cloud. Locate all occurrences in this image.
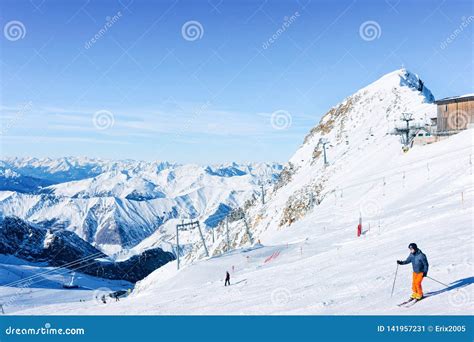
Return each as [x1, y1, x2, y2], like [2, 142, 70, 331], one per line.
[2, 135, 130, 145]
[2, 103, 314, 138]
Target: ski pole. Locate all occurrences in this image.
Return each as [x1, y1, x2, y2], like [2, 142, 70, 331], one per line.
[390, 264, 399, 297]
[426, 276, 450, 288]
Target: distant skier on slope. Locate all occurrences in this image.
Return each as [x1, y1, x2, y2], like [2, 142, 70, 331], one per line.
[397, 243, 429, 301]
[225, 271, 231, 286]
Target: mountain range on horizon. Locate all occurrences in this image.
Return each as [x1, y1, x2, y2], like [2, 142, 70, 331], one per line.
[0, 158, 283, 256]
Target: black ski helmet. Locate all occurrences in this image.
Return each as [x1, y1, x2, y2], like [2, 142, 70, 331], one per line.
[408, 243, 418, 251]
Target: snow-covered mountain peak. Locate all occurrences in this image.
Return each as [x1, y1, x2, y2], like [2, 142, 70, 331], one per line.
[293, 69, 436, 167]
[207, 70, 440, 250]
[359, 69, 433, 98]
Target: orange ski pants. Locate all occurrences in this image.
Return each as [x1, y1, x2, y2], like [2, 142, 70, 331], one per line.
[411, 272, 424, 299]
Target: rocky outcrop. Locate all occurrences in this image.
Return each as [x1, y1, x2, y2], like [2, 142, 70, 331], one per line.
[279, 182, 325, 227]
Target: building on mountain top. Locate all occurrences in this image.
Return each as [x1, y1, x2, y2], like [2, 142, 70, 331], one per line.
[434, 94, 474, 133]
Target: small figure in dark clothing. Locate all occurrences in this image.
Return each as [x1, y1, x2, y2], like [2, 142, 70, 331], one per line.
[101, 295, 107, 304]
[225, 271, 230, 286]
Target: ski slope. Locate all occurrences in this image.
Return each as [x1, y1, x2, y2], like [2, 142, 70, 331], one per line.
[9, 129, 473, 315]
[0, 255, 131, 314]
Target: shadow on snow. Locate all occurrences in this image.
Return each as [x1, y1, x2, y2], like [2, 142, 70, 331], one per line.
[426, 276, 474, 297]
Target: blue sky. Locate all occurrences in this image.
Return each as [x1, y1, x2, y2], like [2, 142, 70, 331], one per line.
[0, 0, 472, 163]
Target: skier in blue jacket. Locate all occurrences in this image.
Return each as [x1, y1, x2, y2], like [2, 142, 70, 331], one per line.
[397, 243, 429, 300]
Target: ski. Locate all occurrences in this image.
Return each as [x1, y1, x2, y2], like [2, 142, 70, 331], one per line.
[397, 298, 415, 307]
[401, 297, 426, 308]
[403, 299, 421, 307]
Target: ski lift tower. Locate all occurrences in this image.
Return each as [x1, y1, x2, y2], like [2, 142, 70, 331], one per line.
[258, 181, 265, 205]
[319, 137, 329, 166]
[258, 179, 272, 205]
[62, 272, 79, 289]
[225, 216, 231, 251]
[400, 112, 414, 146]
[175, 220, 209, 270]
